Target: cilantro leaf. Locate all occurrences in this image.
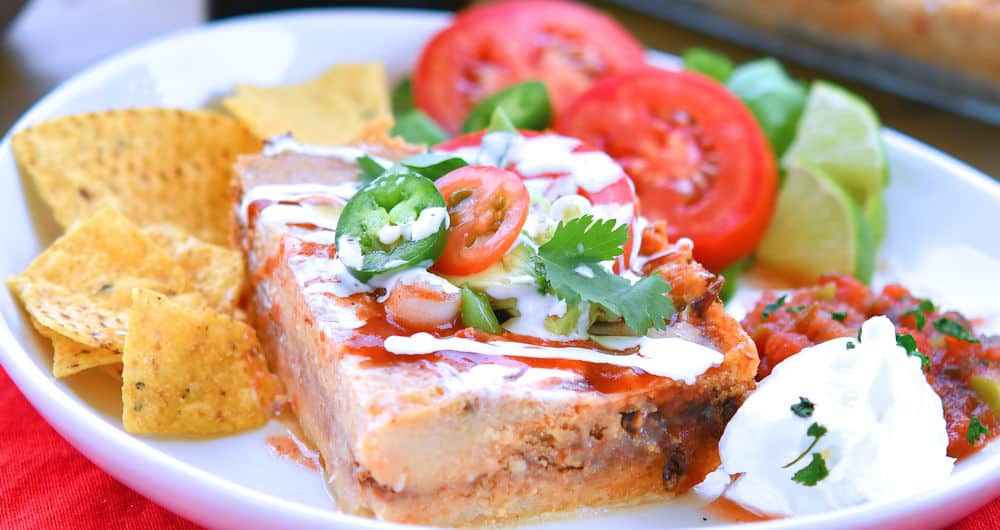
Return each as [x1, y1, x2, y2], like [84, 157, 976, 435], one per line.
[807, 422, 827, 438]
[356, 155, 387, 183]
[934, 318, 980, 343]
[896, 333, 931, 372]
[830, 311, 848, 322]
[784, 422, 827, 468]
[534, 215, 674, 335]
[791, 453, 829, 486]
[786, 305, 806, 313]
[902, 308, 926, 331]
[919, 299, 935, 313]
[967, 416, 990, 445]
[845, 341, 856, 350]
[539, 216, 627, 263]
[791, 397, 815, 418]
[618, 275, 675, 335]
[761, 295, 787, 319]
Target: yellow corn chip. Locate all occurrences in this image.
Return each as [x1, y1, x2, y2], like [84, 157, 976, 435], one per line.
[144, 224, 245, 314]
[29, 317, 121, 378]
[123, 288, 274, 435]
[15, 207, 190, 309]
[100, 363, 123, 382]
[10, 277, 129, 353]
[223, 62, 390, 145]
[12, 108, 260, 246]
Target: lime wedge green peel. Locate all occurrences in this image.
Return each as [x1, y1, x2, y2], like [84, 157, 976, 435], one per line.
[782, 81, 887, 204]
[756, 157, 874, 283]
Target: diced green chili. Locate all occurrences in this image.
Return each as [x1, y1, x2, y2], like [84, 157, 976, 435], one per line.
[460, 284, 502, 334]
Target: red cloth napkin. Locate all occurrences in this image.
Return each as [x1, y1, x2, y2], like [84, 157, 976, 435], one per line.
[1, 363, 998, 529]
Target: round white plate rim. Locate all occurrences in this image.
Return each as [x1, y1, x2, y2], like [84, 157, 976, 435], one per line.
[1, 8, 999, 530]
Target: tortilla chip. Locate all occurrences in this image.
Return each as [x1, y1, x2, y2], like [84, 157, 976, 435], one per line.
[11, 108, 260, 246]
[10, 276, 129, 353]
[122, 288, 274, 435]
[15, 207, 190, 309]
[144, 224, 245, 314]
[223, 62, 390, 145]
[28, 316, 121, 378]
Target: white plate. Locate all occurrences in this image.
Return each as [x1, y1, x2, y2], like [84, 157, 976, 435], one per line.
[2, 9, 1000, 530]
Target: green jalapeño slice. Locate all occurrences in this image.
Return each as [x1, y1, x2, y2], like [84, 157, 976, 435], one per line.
[336, 171, 449, 281]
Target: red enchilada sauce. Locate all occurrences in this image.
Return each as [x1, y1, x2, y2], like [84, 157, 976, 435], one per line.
[742, 274, 1000, 459]
[261, 213, 702, 396]
[343, 305, 666, 395]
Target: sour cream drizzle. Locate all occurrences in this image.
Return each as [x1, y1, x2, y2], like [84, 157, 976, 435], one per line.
[383, 333, 723, 384]
[263, 133, 392, 167]
[439, 132, 626, 194]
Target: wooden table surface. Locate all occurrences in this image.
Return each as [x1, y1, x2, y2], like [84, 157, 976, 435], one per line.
[2, 0, 998, 180]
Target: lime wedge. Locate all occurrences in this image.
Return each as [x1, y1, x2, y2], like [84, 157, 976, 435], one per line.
[863, 191, 886, 247]
[782, 81, 887, 203]
[757, 158, 875, 283]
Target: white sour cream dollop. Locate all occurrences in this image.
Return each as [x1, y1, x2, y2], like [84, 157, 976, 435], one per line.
[704, 316, 953, 517]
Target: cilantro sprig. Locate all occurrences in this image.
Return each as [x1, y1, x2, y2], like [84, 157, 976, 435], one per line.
[783, 422, 827, 468]
[533, 215, 674, 335]
[792, 453, 830, 486]
[791, 397, 815, 418]
[785, 422, 830, 487]
[902, 299, 934, 331]
[934, 318, 980, 344]
[896, 333, 931, 372]
[761, 295, 786, 319]
[967, 417, 990, 445]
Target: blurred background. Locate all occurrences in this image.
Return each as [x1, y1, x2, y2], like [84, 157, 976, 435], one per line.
[2, 0, 998, 177]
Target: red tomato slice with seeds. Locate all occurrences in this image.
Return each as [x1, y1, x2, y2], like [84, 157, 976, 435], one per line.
[412, 0, 645, 133]
[555, 68, 778, 271]
[435, 130, 638, 271]
[432, 165, 530, 276]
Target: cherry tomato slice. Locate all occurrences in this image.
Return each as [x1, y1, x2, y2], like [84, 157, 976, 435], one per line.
[412, 0, 645, 133]
[555, 68, 778, 271]
[435, 130, 639, 271]
[432, 165, 530, 275]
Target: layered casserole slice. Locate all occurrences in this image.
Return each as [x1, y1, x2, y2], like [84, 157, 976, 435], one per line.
[235, 131, 758, 526]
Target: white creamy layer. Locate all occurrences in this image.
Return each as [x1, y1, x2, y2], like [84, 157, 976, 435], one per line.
[240, 182, 357, 227]
[263, 133, 392, 167]
[704, 316, 953, 516]
[383, 332, 723, 384]
[438, 132, 626, 194]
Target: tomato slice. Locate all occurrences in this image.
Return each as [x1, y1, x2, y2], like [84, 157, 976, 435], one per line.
[413, 0, 645, 133]
[435, 130, 639, 271]
[432, 165, 530, 275]
[555, 68, 778, 271]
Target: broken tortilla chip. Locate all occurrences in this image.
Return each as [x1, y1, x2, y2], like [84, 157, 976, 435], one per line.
[14, 207, 191, 309]
[122, 288, 274, 435]
[29, 316, 121, 378]
[11, 108, 260, 246]
[223, 62, 390, 146]
[10, 276, 129, 353]
[144, 224, 245, 314]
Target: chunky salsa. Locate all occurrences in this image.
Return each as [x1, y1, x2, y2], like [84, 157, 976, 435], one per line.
[742, 274, 1000, 459]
